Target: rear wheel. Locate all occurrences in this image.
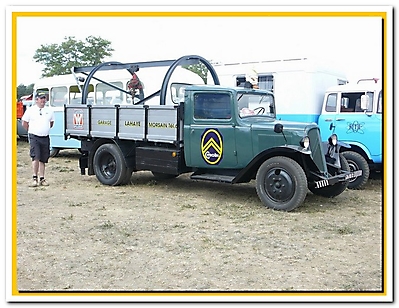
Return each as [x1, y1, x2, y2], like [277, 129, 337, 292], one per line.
[342, 151, 370, 190]
[308, 153, 349, 197]
[93, 143, 128, 186]
[255, 156, 307, 211]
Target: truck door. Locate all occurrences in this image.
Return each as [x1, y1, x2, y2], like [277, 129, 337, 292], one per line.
[318, 91, 382, 161]
[185, 92, 238, 168]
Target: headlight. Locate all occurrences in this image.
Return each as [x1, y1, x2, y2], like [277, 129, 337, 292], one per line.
[328, 134, 338, 146]
[300, 136, 310, 150]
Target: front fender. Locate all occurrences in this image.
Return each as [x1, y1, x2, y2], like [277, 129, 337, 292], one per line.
[284, 144, 312, 155]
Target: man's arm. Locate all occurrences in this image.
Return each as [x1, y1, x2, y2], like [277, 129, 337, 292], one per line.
[21, 120, 29, 131]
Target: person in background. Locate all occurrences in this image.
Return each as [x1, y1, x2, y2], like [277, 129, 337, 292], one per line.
[21, 92, 55, 187]
[237, 69, 259, 89]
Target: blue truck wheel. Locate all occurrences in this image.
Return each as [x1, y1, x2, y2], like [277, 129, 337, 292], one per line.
[342, 151, 370, 190]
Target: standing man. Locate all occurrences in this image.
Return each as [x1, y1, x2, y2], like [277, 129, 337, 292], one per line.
[21, 92, 55, 187]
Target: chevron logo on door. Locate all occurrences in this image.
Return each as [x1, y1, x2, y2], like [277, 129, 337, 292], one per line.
[201, 128, 223, 165]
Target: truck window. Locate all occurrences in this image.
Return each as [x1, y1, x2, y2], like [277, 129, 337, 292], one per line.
[194, 93, 231, 119]
[238, 93, 275, 118]
[365, 91, 374, 112]
[325, 93, 337, 112]
[340, 92, 374, 113]
[377, 91, 382, 114]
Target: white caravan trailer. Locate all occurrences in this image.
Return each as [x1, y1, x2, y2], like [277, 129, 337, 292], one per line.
[211, 57, 348, 123]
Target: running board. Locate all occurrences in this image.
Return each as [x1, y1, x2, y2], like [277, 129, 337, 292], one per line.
[190, 173, 235, 183]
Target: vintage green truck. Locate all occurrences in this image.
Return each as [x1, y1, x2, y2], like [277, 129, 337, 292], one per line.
[64, 55, 359, 211]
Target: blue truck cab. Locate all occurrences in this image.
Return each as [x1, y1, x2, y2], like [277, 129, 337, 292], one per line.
[318, 79, 382, 189]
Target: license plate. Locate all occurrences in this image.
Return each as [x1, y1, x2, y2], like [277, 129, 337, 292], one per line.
[345, 169, 363, 180]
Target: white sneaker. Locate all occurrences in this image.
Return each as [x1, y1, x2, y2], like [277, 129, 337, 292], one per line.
[40, 179, 49, 186]
[30, 179, 38, 187]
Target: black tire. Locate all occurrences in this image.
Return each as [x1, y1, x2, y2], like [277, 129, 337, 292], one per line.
[49, 147, 60, 158]
[151, 172, 178, 180]
[255, 156, 307, 211]
[93, 143, 128, 186]
[342, 151, 370, 190]
[308, 153, 349, 198]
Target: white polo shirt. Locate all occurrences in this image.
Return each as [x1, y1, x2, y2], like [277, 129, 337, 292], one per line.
[21, 104, 55, 137]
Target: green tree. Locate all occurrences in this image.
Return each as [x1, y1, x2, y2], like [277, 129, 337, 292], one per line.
[17, 83, 34, 100]
[184, 62, 209, 84]
[33, 36, 114, 77]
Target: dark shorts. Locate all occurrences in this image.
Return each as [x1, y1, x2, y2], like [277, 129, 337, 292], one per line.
[28, 134, 50, 163]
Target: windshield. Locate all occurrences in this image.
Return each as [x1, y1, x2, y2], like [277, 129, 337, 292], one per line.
[237, 92, 275, 118]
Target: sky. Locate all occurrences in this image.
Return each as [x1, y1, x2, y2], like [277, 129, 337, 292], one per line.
[14, 8, 386, 86]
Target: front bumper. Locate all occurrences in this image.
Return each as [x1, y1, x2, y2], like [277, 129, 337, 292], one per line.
[313, 169, 363, 189]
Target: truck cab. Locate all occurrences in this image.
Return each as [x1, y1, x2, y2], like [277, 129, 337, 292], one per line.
[318, 79, 382, 189]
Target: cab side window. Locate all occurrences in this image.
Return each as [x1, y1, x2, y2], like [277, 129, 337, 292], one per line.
[325, 93, 337, 112]
[194, 93, 231, 120]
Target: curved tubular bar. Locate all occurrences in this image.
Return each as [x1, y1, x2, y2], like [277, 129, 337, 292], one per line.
[80, 55, 220, 105]
[159, 55, 220, 105]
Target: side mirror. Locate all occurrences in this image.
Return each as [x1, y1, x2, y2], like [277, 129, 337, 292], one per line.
[274, 123, 284, 133]
[360, 95, 369, 110]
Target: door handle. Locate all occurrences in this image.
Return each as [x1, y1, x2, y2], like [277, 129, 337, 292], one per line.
[324, 118, 333, 122]
[336, 118, 345, 121]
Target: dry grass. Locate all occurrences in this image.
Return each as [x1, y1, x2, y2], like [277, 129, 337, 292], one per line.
[15, 140, 384, 293]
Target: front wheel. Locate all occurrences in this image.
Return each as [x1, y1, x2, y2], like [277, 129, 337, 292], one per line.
[342, 151, 370, 190]
[256, 156, 307, 211]
[93, 143, 128, 186]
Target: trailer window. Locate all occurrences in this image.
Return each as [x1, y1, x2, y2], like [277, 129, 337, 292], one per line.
[258, 75, 274, 92]
[236, 75, 274, 92]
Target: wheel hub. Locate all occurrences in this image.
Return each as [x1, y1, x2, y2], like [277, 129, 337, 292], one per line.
[265, 169, 294, 202]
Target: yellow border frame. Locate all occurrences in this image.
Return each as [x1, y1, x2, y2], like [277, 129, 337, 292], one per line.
[11, 10, 389, 300]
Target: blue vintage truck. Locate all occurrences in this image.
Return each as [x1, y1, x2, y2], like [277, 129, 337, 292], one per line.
[64, 55, 360, 211]
[318, 79, 382, 189]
